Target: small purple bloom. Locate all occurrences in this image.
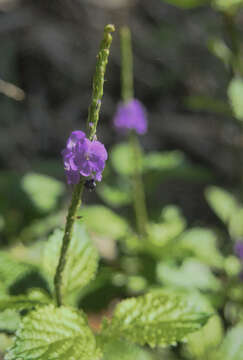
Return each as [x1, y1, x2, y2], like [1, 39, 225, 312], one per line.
[235, 242, 243, 261]
[113, 99, 147, 135]
[62, 130, 108, 185]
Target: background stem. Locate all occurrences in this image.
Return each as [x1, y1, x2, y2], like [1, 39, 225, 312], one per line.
[130, 132, 148, 237]
[54, 24, 115, 306]
[121, 26, 134, 102]
[120, 26, 148, 237]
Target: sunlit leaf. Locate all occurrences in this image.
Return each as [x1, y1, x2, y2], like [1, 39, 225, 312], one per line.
[0, 310, 20, 334]
[205, 186, 238, 224]
[102, 339, 154, 360]
[0, 289, 51, 312]
[21, 173, 64, 213]
[43, 223, 98, 305]
[98, 184, 132, 207]
[111, 142, 143, 176]
[80, 205, 129, 239]
[102, 290, 210, 348]
[6, 305, 98, 360]
[144, 151, 185, 172]
[217, 323, 243, 360]
[176, 228, 224, 268]
[213, 0, 243, 12]
[157, 259, 221, 291]
[0, 251, 36, 290]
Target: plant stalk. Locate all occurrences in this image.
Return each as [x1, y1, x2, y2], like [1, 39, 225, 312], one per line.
[54, 24, 115, 306]
[120, 26, 148, 237]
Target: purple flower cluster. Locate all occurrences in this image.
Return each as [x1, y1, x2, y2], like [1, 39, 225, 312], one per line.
[113, 99, 147, 135]
[62, 131, 108, 185]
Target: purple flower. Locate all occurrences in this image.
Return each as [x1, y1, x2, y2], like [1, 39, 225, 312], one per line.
[62, 130, 108, 185]
[113, 99, 147, 135]
[235, 242, 243, 261]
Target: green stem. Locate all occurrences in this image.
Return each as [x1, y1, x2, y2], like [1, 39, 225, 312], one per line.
[130, 132, 148, 237]
[223, 11, 240, 76]
[54, 24, 115, 306]
[120, 26, 148, 237]
[121, 27, 134, 102]
[88, 24, 115, 140]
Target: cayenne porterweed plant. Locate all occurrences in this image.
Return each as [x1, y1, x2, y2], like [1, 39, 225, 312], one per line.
[0, 24, 211, 360]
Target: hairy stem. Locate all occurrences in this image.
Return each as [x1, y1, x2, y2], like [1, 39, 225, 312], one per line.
[88, 24, 115, 140]
[54, 24, 115, 306]
[120, 26, 148, 237]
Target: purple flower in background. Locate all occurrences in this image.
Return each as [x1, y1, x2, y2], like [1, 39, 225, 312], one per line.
[113, 99, 147, 135]
[62, 130, 108, 185]
[235, 242, 243, 261]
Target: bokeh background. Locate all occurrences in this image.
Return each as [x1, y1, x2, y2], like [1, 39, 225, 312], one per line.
[0, 0, 243, 239]
[1, 1, 243, 359]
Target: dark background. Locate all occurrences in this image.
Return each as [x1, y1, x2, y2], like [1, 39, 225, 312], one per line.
[0, 0, 243, 226]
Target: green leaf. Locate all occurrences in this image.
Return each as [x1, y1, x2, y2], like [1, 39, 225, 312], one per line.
[98, 184, 132, 207]
[184, 94, 232, 115]
[111, 142, 143, 176]
[20, 211, 64, 242]
[176, 228, 224, 268]
[157, 259, 221, 291]
[143, 151, 185, 172]
[228, 208, 243, 240]
[6, 305, 98, 360]
[0, 289, 51, 312]
[208, 38, 232, 69]
[0, 310, 20, 333]
[228, 77, 243, 121]
[80, 205, 129, 239]
[161, 0, 210, 9]
[103, 290, 210, 348]
[213, 0, 243, 12]
[205, 186, 238, 224]
[43, 223, 98, 304]
[0, 251, 36, 290]
[102, 339, 154, 360]
[21, 173, 64, 213]
[182, 294, 223, 359]
[217, 323, 243, 360]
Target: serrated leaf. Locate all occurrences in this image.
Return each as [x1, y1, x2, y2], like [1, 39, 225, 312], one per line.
[43, 223, 98, 304]
[228, 77, 243, 121]
[111, 142, 143, 176]
[157, 259, 221, 291]
[104, 290, 210, 348]
[176, 228, 224, 268]
[80, 205, 129, 239]
[0, 310, 20, 333]
[205, 186, 238, 224]
[21, 172, 64, 213]
[161, 0, 210, 9]
[217, 323, 243, 360]
[6, 305, 98, 360]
